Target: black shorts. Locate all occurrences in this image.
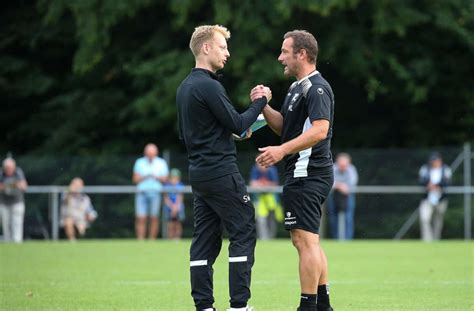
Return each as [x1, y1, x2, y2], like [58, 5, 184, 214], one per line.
[282, 169, 333, 234]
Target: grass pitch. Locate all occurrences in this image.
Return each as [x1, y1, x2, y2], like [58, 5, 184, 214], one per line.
[0, 240, 472, 310]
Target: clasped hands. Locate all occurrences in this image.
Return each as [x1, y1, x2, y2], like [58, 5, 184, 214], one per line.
[250, 84, 272, 103]
[249, 85, 286, 168]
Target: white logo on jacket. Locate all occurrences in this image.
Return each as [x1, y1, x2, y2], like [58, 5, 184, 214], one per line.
[291, 93, 299, 102]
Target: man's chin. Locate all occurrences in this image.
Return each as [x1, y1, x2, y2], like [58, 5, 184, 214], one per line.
[211, 65, 223, 72]
[215, 63, 225, 71]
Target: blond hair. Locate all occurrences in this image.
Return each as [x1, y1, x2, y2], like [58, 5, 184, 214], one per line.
[189, 25, 230, 57]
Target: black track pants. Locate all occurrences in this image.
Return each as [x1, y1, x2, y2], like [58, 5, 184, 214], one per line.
[190, 173, 256, 310]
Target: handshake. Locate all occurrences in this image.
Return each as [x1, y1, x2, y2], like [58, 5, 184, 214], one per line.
[233, 85, 272, 141]
[250, 85, 272, 103]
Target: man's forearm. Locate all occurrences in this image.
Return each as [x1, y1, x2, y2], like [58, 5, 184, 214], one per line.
[157, 176, 168, 183]
[17, 181, 28, 191]
[281, 126, 327, 156]
[133, 174, 145, 184]
[262, 105, 283, 135]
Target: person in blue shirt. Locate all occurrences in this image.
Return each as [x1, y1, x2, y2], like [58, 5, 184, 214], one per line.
[327, 153, 358, 240]
[132, 143, 169, 239]
[163, 168, 186, 239]
[249, 161, 283, 239]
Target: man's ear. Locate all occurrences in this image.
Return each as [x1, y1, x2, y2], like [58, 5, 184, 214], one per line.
[298, 49, 307, 61]
[202, 42, 210, 55]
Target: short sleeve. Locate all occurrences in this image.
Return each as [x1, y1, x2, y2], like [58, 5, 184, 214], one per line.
[306, 86, 332, 123]
[445, 166, 452, 179]
[419, 165, 427, 179]
[158, 159, 169, 177]
[16, 168, 26, 181]
[133, 159, 141, 174]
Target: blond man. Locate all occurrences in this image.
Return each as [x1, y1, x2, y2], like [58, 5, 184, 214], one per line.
[176, 25, 271, 311]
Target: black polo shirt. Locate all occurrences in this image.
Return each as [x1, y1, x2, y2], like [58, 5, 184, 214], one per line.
[176, 68, 267, 182]
[280, 71, 335, 178]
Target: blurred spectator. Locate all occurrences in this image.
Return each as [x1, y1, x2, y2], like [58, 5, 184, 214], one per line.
[418, 152, 452, 241]
[163, 168, 185, 239]
[249, 161, 283, 239]
[327, 153, 358, 240]
[0, 158, 28, 243]
[60, 178, 97, 241]
[133, 143, 169, 240]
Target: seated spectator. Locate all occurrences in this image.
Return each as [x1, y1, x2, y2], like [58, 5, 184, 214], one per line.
[60, 177, 97, 241]
[0, 157, 28, 243]
[327, 153, 358, 240]
[418, 152, 452, 241]
[163, 169, 185, 239]
[250, 161, 283, 240]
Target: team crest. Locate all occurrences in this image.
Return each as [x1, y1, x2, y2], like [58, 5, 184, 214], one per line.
[291, 93, 300, 103]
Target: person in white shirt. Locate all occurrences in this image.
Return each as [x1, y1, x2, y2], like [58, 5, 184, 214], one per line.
[133, 143, 169, 239]
[418, 152, 452, 241]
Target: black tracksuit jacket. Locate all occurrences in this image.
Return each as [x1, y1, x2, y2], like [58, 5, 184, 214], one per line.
[176, 68, 267, 182]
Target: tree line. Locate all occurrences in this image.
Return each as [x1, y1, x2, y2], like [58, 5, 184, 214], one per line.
[1, 0, 473, 157]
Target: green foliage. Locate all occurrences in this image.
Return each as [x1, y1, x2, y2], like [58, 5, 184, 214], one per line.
[1, 0, 473, 156]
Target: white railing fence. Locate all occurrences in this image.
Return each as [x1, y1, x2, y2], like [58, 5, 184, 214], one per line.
[26, 184, 473, 241]
[22, 143, 473, 241]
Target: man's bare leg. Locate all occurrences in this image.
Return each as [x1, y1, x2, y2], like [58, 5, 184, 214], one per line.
[135, 216, 146, 240]
[64, 218, 76, 241]
[291, 229, 322, 310]
[149, 216, 159, 239]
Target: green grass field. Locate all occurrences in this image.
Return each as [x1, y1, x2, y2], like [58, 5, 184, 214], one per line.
[0, 240, 473, 310]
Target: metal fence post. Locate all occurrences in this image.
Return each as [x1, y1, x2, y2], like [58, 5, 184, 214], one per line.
[464, 143, 472, 240]
[163, 149, 171, 166]
[52, 187, 59, 241]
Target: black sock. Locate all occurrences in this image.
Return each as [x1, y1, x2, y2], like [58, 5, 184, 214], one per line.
[300, 293, 317, 310]
[317, 284, 331, 310]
